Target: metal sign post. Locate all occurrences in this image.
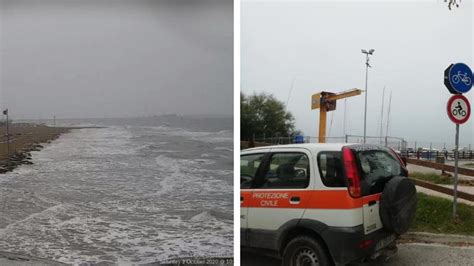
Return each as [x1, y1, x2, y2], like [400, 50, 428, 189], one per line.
[446, 94, 471, 218]
[453, 124, 459, 218]
[2, 109, 9, 156]
[6, 112, 9, 156]
[444, 62, 472, 218]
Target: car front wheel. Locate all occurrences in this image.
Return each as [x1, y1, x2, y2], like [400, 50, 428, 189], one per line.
[282, 236, 331, 266]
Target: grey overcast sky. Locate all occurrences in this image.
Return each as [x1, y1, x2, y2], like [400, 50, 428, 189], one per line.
[242, 0, 473, 147]
[0, 0, 233, 119]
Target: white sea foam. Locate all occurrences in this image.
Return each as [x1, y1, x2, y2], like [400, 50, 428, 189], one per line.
[154, 154, 183, 196]
[214, 146, 233, 152]
[148, 126, 232, 143]
[0, 122, 232, 264]
[189, 211, 216, 222]
[154, 155, 218, 196]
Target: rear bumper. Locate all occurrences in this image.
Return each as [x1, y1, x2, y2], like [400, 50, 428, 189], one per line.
[321, 225, 396, 265]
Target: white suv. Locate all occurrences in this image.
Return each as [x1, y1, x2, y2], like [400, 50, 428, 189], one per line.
[240, 143, 417, 265]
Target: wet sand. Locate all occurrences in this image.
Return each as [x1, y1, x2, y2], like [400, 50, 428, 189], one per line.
[0, 123, 71, 173]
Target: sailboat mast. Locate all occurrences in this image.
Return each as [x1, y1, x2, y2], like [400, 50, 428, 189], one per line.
[385, 91, 392, 140]
[343, 99, 347, 136]
[379, 86, 385, 143]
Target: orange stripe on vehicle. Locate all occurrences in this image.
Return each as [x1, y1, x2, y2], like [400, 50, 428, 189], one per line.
[240, 190, 381, 209]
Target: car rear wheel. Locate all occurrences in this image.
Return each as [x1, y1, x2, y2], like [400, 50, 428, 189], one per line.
[282, 236, 331, 266]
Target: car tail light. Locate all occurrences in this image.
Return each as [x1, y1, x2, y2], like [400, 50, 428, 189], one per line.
[358, 239, 374, 249]
[389, 148, 409, 176]
[342, 147, 361, 198]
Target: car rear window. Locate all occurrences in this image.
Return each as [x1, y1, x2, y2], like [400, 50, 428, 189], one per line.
[353, 148, 406, 196]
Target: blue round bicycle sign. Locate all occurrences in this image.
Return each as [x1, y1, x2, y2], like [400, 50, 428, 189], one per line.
[445, 63, 472, 94]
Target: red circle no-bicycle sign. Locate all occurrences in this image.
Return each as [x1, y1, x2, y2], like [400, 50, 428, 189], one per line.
[447, 94, 471, 124]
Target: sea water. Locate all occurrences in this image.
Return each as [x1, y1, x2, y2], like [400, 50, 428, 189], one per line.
[0, 116, 233, 264]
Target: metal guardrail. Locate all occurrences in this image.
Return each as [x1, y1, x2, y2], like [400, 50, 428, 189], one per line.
[404, 151, 474, 161]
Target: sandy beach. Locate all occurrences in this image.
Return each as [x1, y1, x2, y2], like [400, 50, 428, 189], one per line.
[0, 123, 70, 173]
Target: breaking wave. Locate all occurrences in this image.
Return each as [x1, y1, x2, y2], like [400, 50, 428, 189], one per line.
[0, 118, 233, 264]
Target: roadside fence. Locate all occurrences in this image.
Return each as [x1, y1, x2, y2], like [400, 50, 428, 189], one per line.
[244, 134, 473, 161]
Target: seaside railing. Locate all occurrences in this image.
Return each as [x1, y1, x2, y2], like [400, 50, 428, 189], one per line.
[243, 134, 473, 161]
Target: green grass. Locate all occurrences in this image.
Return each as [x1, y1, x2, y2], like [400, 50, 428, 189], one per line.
[463, 163, 474, 168]
[410, 172, 454, 185]
[410, 171, 474, 186]
[410, 193, 474, 235]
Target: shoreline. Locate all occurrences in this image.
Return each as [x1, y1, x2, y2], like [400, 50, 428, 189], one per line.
[0, 123, 94, 174]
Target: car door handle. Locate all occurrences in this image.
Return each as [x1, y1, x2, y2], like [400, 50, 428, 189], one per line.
[290, 196, 300, 204]
[368, 200, 376, 206]
[240, 196, 244, 203]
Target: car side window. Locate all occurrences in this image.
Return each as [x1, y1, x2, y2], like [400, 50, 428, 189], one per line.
[257, 152, 310, 189]
[240, 153, 265, 189]
[317, 151, 345, 187]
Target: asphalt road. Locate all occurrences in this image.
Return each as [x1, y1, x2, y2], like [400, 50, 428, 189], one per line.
[242, 243, 474, 266]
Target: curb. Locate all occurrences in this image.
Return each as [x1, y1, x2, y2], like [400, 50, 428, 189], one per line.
[400, 232, 474, 247]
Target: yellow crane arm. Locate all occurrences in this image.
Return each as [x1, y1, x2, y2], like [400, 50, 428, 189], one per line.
[311, 88, 363, 143]
[325, 89, 362, 102]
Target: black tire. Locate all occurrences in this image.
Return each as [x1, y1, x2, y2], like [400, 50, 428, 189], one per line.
[379, 176, 417, 235]
[282, 236, 331, 266]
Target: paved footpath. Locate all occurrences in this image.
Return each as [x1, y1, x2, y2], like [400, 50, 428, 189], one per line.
[382, 243, 474, 266]
[242, 232, 474, 266]
[242, 243, 474, 266]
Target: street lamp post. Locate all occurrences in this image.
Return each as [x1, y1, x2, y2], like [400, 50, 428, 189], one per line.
[361, 49, 374, 144]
